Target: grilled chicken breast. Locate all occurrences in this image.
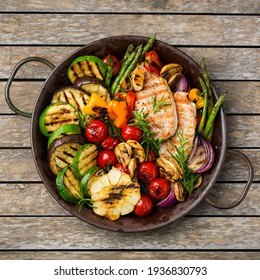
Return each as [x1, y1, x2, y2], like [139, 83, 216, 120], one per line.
[159, 91, 196, 157]
[134, 71, 178, 140]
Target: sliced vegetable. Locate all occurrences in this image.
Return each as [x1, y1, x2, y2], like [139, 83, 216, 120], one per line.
[114, 91, 136, 120]
[188, 135, 215, 174]
[51, 86, 90, 112]
[88, 168, 141, 220]
[188, 88, 204, 110]
[130, 65, 145, 91]
[56, 165, 81, 203]
[72, 143, 98, 180]
[80, 165, 101, 198]
[144, 50, 163, 75]
[48, 134, 85, 175]
[107, 98, 128, 128]
[82, 92, 108, 117]
[156, 185, 177, 208]
[74, 76, 111, 103]
[175, 74, 190, 92]
[68, 55, 107, 83]
[47, 124, 81, 149]
[39, 102, 79, 137]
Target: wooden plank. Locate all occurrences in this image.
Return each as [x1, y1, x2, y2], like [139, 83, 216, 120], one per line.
[1, 115, 259, 148]
[1, 81, 260, 114]
[1, 14, 259, 46]
[1, 0, 259, 14]
[1, 46, 258, 80]
[0, 251, 259, 260]
[0, 183, 258, 216]
[0, 216, 259, 249]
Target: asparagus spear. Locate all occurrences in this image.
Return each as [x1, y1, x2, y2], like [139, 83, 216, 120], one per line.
[203, 92, 227, 139]
[197, 78, 208, 134]
[105, 55, 113, 87]
[140, 33, 157, 61]
[114, 44, 143, 93]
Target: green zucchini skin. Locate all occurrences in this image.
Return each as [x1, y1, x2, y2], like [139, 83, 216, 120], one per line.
[39, 102, 79, 137]
[56, 165, 81, 203]
[72, 143, 98, 181]
[80, 166, 101, 198]
[68, 55, 107, 84]
[47, 124, 82, 149]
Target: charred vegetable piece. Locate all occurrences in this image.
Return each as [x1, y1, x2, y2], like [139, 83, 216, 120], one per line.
[88, 168, 141, 220]
[74, 77, 111, 103]
[47, 124, 82, 149]
[82, 93, 108, 117]
[39, 102, 79, 137]
[56, 165, 82, 203]
[48, 134, 85, 175]
[51, 86, 90, 112]
[130, 65, 144, 91]
[68, 55, 107, 83]
[80, 166, 101, 198]
[72, 143, 98, 180]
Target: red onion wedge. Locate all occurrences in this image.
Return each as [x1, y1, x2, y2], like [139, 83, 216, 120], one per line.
[188, 135, 215, 174]
[156, 184, 177, 208]
[175, 74, 190, 92]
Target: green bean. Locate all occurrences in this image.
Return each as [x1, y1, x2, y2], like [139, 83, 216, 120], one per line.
[197, 78, 208, 134]
[110, 48, 137, 96]
[114, 44, 143, 94]
[105, 55, 113, 87]
[203, 92, 227, 139]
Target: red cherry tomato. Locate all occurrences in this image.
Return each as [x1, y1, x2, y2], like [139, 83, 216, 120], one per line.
[148, 178, 171, 200]
[122, 125, 143, 142]
[97, 149, 117, 169]
[115, 163, 130, 174]
[100, 135, 120, 150]
[133, 194, 153, 216]
[147, 150, 156, 162]
[137, 162, 158, 183]
[85, 120, 107, 143]
[102, 55, 121, 76]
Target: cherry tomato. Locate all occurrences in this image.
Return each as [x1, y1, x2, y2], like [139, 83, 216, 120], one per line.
[122, 125, 143, 142]
[100, 135, 120, 150]
[137, 162, 158, 183]
[133, 194, 153, 216]
[148, 178, 171, 200]
[147, 150, 156, 162]
[85, 120, 107, 143]
[97, 149, 117, 169]
[102, 55, 121, 76]
[115, 163, 130, 174]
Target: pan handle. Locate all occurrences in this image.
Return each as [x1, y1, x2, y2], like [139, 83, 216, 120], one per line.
[205, 149, 254, 209]
[4, 57, 55, 118]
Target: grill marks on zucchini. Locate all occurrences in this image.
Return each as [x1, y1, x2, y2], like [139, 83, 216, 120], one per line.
[39, 103, 80, 137]
[68, 55, 107, 84]
[51, 87, 90, 112]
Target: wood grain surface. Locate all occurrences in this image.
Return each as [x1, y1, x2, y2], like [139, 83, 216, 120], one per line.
[0, 0, 259, 260]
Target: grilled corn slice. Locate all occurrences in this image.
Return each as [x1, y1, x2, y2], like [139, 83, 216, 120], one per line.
[88, 168, 141, 220]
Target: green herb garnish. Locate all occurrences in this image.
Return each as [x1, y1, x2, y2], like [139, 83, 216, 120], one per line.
[152, 94, 172, 113]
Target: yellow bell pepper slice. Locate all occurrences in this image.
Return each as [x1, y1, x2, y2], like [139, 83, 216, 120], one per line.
[83, 93, 108, 116]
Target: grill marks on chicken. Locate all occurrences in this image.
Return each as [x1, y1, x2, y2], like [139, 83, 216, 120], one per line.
[159, 91, 196, 157]
[134, 72, 178, 141]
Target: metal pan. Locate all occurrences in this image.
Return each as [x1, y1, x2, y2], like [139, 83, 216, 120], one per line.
[5, 35, 254, 232]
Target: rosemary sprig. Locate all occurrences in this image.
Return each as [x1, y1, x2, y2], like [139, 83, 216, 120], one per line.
[152, 94, 172, 113]
[130, 109, 163, 157]
[169, 131, 200, 194]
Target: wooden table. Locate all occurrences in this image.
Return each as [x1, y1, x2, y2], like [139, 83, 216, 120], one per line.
[0, 0, 259, 260]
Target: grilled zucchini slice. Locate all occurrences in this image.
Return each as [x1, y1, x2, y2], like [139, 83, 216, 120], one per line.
[48, 134, 85, 175]
[47, 124, 82, 149]
[39, 102, 79, 137]
[68, 55, 107, 84]
[56, 165, 81, 203]
[74, 77, 111, 103]
[72, 143, 98, 180]
[80, 166, 101, 198]
[51, 87, 90, 112]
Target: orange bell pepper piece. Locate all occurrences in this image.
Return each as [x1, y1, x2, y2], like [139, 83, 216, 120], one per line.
[107, 98, 128, 128]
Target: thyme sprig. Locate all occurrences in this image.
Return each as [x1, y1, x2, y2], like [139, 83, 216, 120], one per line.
[152, 94, 172, 113]
[130, 109, 163, 157]
[169, 131, 200, 194]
